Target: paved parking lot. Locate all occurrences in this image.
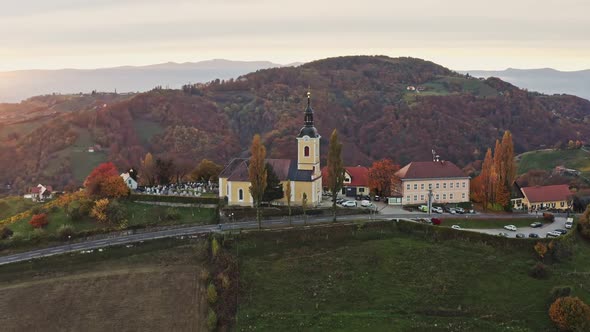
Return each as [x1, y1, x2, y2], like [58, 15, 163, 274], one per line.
[459, 217, 570, 238]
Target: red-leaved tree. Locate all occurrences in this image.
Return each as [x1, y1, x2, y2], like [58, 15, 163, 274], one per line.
[29, 213, 49, 228]
[84, 162, 129, 198]
[368, 159, 400, 197]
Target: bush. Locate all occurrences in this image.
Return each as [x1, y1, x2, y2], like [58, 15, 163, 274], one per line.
[106, 200, 127, 225]
[211, 237, 220, 258]
[165, 208, 181, 221]
[549, 286, 572, 305]
[543, 212, 555, 222]
[218, 273, 231, 289]
[57, 224, 75, 240]
[207, 283, 218, 304]
[9, 231, 25, 244]
[130, 193, 219, 205]
[0, 227, 14, 240]
[31, 206, 44, 215]
[29, 213, 49, 228]
[207, 308, 218, 331]
[549, 296, 590, 331]
[529, 262, 549, 279]
[30, 228, 46, 242]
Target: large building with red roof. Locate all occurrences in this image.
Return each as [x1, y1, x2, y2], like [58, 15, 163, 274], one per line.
[394, 160, 470, 205]
[516, 184, 572, 211]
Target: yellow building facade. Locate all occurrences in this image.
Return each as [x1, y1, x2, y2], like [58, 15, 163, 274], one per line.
[219, 93, 323, 206]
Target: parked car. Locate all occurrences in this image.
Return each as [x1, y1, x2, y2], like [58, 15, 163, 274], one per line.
[341, 200, 357, 207]
[451, 225, 461, 230]
[498, 232, 509, 237]
[373, 195, 381, 202]
[431, 218, 442, 225]
[504, 225, 517, 231]
[362, 195, 371, 200]
[565, 221, 573, 229]
[455, 207, 465, 214]
[516, 233, 525, 238]
[555, 228, 568, 235]
[355, 195, 362, 201]
[418, 205, 428, 212]
[530, 222, 543, 228]
[431, 206, 443, 214]
[546, 231, 561, 238]
[361, 200, 372, 207]
[336, 198, 345, 204]
[528, 233, 540, 238]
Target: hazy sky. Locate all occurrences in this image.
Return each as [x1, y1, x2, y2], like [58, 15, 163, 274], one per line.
[1, 0, 589, 71]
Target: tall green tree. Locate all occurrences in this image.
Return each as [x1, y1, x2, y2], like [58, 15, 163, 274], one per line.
[302, 192, 308, 225]
[327, 129, 345, 222]
[248, 134, 267, 229]
[262, 163, 284, 203]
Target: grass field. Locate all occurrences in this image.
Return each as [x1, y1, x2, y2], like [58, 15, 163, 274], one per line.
[5, 201, 216, 240]
[441, 217, 544, 229]
[234, 224, 590, 331]
[133, 119, 164, 144]
[0, 238, 208, 331]
[0, 197, 36, 221]
[517, 148, 590, 176]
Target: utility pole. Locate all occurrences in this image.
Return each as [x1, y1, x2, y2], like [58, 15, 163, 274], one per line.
[428, 189, 433, 216]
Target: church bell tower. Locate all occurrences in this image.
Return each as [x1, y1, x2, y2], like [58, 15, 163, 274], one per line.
[297, 92, 321, 175]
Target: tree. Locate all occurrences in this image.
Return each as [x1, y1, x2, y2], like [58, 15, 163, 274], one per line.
[285, 181, 292, 226]
[248, 134, 267, 229]
[90, 198, 110, 223]
[549, 296, 590, 331]
[262, 163, 284, 203]
[534, 242, 548, 261]
[106, 200, 127, 225]
[368, 159, 400, 197]
[480, 148, 494, 210]
[191, 159, 223, 182]
[29, 213, 49, 228]
[155, 158, 174, 185]
[101, 175, 129, 198]
[302, 192, 308, 225]
[327, 129, 345, 222]
[140, 153, 156, 186]
[84, 162, 119, 198]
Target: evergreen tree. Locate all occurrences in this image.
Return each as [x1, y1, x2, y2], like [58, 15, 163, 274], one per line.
[327, 129, 345, 222]
[262, 163, 284, 203]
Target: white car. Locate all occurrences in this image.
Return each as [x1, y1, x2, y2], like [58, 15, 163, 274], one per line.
[361, 200, 372, 207]
[565, 221, 573, 229]
[504, 225, 517, 231]
[546, 231, 561, 238]
[431, 206, 443, 213]
[451, 225, 461, 230]
[448, 208, 457, 214]
[341, 200, 357, 207]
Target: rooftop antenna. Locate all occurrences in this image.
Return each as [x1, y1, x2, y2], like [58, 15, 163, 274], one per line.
[432, 149, 439, 162]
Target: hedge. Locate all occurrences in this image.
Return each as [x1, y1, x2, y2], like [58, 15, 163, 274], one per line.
[129, 194, 220, 205]
[221, 206, 370, 221]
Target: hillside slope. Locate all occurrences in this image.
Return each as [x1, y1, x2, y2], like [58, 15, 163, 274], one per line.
[2, 55, 590, 193]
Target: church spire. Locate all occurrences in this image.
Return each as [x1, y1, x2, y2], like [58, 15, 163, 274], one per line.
[297, 90, 319, 138]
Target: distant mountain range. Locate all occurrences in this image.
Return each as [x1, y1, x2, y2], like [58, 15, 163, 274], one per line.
[0, 59, 300, 103]
[461, 68, 590, 100]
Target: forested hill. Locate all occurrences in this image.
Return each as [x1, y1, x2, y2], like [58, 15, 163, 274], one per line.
[2, 55, 590, 193]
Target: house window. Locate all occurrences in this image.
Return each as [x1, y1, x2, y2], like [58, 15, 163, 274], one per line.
[443, 193, 447, 200]
[406, 196, 410, 202]
[443, 183, 447, 189]
[359, 188, 365, 193]
[414, 184, 418, 190]
[304, 146, 310, 157]
[450, 193, 454, 199]
[420, 194, 424, 201]
[436, 194, 440, 200]
[436, 183, 440, 189]
[560, 201, 565, 207]
[462, 193, 466, 199]
[345, 177, 351, 183]
[456, 182, 460, 188]
[450, 182, 453, 189]
[462, 182, 466, 188]
[421, 184, 424, 190]
[428, 184, 432, 190]
[238, 189, 244, 201]
[406, 184, 410, 190]
[414, 195, 418, 201]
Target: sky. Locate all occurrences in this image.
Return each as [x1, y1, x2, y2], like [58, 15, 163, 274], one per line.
[1, 0, 589, 71]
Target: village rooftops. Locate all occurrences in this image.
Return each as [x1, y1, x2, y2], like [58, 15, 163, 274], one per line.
[395, 161, 467, 180]
[521, 184, 572, 203]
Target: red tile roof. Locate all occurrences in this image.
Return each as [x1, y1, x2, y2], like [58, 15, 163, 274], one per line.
[521, 184, 572, 203]
[321, 166, 369, 187]
[395, 161, 467, 180]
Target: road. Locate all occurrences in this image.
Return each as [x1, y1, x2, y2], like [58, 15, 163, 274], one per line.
[0, 210, 569, 266]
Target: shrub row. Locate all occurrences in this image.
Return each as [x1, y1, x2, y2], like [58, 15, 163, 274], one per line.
[129, 194, 220, 205]
[221, 206, 370, 221]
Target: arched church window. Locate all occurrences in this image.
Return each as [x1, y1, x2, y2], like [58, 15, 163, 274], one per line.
[238, 189, 244, 201]
[304, 146, 310, 157]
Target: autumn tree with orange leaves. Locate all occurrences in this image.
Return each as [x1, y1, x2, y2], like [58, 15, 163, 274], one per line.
[84, 162, 129, 199]
[368, 159, 400, 197]
[549, 296, 590, 331]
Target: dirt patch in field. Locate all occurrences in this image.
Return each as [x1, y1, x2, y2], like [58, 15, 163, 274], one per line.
[0, 265, 207, 331]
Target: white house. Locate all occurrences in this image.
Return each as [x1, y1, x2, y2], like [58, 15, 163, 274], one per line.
[120, 173, 138, 190]
[25, 184, 54, 201]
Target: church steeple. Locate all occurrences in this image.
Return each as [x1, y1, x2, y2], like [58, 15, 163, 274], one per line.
[298, 91, 319, 138]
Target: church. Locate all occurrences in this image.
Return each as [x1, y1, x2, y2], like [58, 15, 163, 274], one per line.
[218, 92, 323, 206]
